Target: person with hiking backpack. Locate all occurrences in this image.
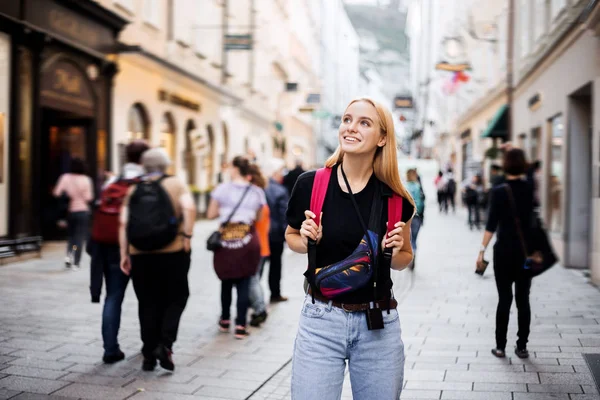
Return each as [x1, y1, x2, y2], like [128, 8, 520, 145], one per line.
[119, 148, 196, 372]
[285, 98, 415, 399]
[89, 139, 149, 364]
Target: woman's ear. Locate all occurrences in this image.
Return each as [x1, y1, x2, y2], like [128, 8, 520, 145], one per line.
[378, 135, 387, 148]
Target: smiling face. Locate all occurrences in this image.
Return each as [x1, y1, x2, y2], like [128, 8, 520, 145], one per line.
[338, 100, 386, 156]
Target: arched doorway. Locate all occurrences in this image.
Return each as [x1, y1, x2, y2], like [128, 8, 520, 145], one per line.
[206, 124, 215, 185]
[184, 119, 196, 185]
[128, 103, 150, 141]
[160, 112, 176, 174]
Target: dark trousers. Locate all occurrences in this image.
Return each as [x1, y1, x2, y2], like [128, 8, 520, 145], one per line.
[437, 191, 448, 213]
[93, 244, 130, 356]
[221, 277, 251, 327]
[131, 251, 190, 358]
[447, 192, 456, 212]
[67, 211, 89, 266]
[494, 252, 532, 350]
[467, 203, 481, 229]
[267, 240, 285, 298]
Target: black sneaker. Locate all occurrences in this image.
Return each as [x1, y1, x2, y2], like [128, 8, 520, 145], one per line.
[515, 347, 529, 359]
[102, 350, 125, 364]
[142, 357, 156, 371]
[153, 345, 174, 371]
[491, 348, 506, 358]
[250, 311, 268, 327]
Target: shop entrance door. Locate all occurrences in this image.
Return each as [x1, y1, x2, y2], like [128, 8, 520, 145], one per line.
[40, 108, 92, 240]
[566, 84, 593, 269]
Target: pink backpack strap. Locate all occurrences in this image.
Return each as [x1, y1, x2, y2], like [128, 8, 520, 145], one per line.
[387, 193, 403, 233]
[310, 167, 332, 226]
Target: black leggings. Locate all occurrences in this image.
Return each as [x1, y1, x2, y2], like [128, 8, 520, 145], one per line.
[493, 253, 532, 350]
[221, 277, 251, 327]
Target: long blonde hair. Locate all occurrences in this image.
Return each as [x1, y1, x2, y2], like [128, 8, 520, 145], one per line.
[325, 97, 416, 209]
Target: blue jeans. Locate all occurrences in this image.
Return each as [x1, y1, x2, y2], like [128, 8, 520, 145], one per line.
[410, 215, 423, 252]
[67, 211, 89, 266]
[291, 296, 405, 400]
[98, 245, 129, 356]
[249, 257, 267, 314]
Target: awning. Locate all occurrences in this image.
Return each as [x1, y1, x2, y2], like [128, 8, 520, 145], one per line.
[481, 104, 508, 139]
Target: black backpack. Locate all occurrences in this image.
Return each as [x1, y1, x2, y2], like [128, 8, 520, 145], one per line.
[127, 175, 179, 251]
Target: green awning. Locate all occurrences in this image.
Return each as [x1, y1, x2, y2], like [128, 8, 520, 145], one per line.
[481, 104, 508, 139]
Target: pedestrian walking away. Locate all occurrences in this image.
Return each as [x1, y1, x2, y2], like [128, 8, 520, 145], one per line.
[445, 169, 456, 213]
[283, 160, 305, 195]
[89, 139, 149, 364]
[263, 158, 291, 303]
[207, 156, 267, 339]
[285, 97, 415, 400]
[434, 171, 448, 213]
[477, 148, 535, 359]
[119, 148, 196, 372]
[53, 157, 94, 270]
[405, 168, 424, 270]
[246, 163, 270, 327]
[463, 175, 484, 230]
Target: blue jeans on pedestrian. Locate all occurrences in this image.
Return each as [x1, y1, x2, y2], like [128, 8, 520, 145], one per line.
[96, 245, 129, 357]
[249, 257, 267, 314]
[291, 296, 405, 400]
[67, 211, 89, 266]
[410, 215, 423, 252]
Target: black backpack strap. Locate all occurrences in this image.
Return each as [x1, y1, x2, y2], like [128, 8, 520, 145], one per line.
[379, 182, 394, 311]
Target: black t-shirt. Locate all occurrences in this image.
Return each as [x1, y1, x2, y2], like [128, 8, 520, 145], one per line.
[286, 165, 414, 304]
[486, 179, 534, 253]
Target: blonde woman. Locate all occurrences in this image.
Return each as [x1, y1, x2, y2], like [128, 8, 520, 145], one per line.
[285, 98, 415, 399]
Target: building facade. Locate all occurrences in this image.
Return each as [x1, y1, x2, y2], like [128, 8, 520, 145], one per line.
[433, 0, 600, 284]
[0, 0, 126, 251]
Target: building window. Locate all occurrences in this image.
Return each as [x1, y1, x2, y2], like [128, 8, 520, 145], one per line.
[551, 0, 567, 20]
[531, 127, 541, 162]
[143, 0, 160, 27]
[127, 103, 150, 141]
[548, 115, 564, 233]
[519, 0, 531, 58]
[534, 0, 548, 42]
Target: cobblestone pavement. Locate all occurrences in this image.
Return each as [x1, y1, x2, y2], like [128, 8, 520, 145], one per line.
[0, 208, 599, 400]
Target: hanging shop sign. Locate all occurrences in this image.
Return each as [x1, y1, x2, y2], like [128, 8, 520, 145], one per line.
[393, 96, 413, 109]
[40, 59, 95, 116]
[224, 34, 253, 51]
[528, 93, 542, 111]
[158, 90, 201, 112]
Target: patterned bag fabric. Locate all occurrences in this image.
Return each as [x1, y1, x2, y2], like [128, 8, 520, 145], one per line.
[306, 167, 403, 299]
[213, 223, 260, 280]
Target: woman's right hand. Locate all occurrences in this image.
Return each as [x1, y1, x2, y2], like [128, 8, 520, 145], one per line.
[300, 210, 322, 248]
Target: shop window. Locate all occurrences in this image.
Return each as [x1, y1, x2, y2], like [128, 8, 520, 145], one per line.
[160, 113, 176, 174]
[127, 103, 150, 140]
[531, 127, 541, 162]
[548, 115, 564, 233]
[519, 0, 531, 58]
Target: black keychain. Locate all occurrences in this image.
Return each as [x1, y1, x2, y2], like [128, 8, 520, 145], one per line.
[341, 165, 385, 331]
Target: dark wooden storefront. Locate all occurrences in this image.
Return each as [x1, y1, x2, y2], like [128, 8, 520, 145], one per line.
[0, 0, 126, 252]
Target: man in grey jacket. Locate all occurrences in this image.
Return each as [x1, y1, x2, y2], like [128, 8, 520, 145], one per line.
[263, 159, 290, 302]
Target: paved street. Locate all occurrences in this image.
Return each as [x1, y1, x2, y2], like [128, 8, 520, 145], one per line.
[0, 207, 600, 399]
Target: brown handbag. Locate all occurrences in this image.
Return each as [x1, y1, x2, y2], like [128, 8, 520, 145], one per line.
[213, 223, 260, 280]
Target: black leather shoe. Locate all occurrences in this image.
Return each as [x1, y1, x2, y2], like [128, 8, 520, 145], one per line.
[102, 350, 125, 364]
[142, 357, 156, 371]
[491, 348, 506, 358]
[515, 347, 529, 359]
[250, 311, 268, 327]
[154, 345, 174, 371]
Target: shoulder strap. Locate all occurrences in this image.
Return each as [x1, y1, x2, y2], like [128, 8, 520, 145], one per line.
[224, 185, 252, 226]
[387, 193, 403, 234]
[503, 184, 529, 256]
[310, 167, 332, 226]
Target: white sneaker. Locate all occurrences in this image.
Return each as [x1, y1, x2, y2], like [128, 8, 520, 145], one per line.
[65, 257, 71, 269]
[72, 265, 80, 271]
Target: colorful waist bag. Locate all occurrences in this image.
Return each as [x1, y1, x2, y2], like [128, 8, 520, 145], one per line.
[306, 167, 403, 300]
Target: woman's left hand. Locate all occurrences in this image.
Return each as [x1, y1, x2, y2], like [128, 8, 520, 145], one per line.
[382, 221, 405, 257]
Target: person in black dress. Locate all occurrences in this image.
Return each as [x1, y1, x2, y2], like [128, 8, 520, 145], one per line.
[477, 148, 535, 359]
